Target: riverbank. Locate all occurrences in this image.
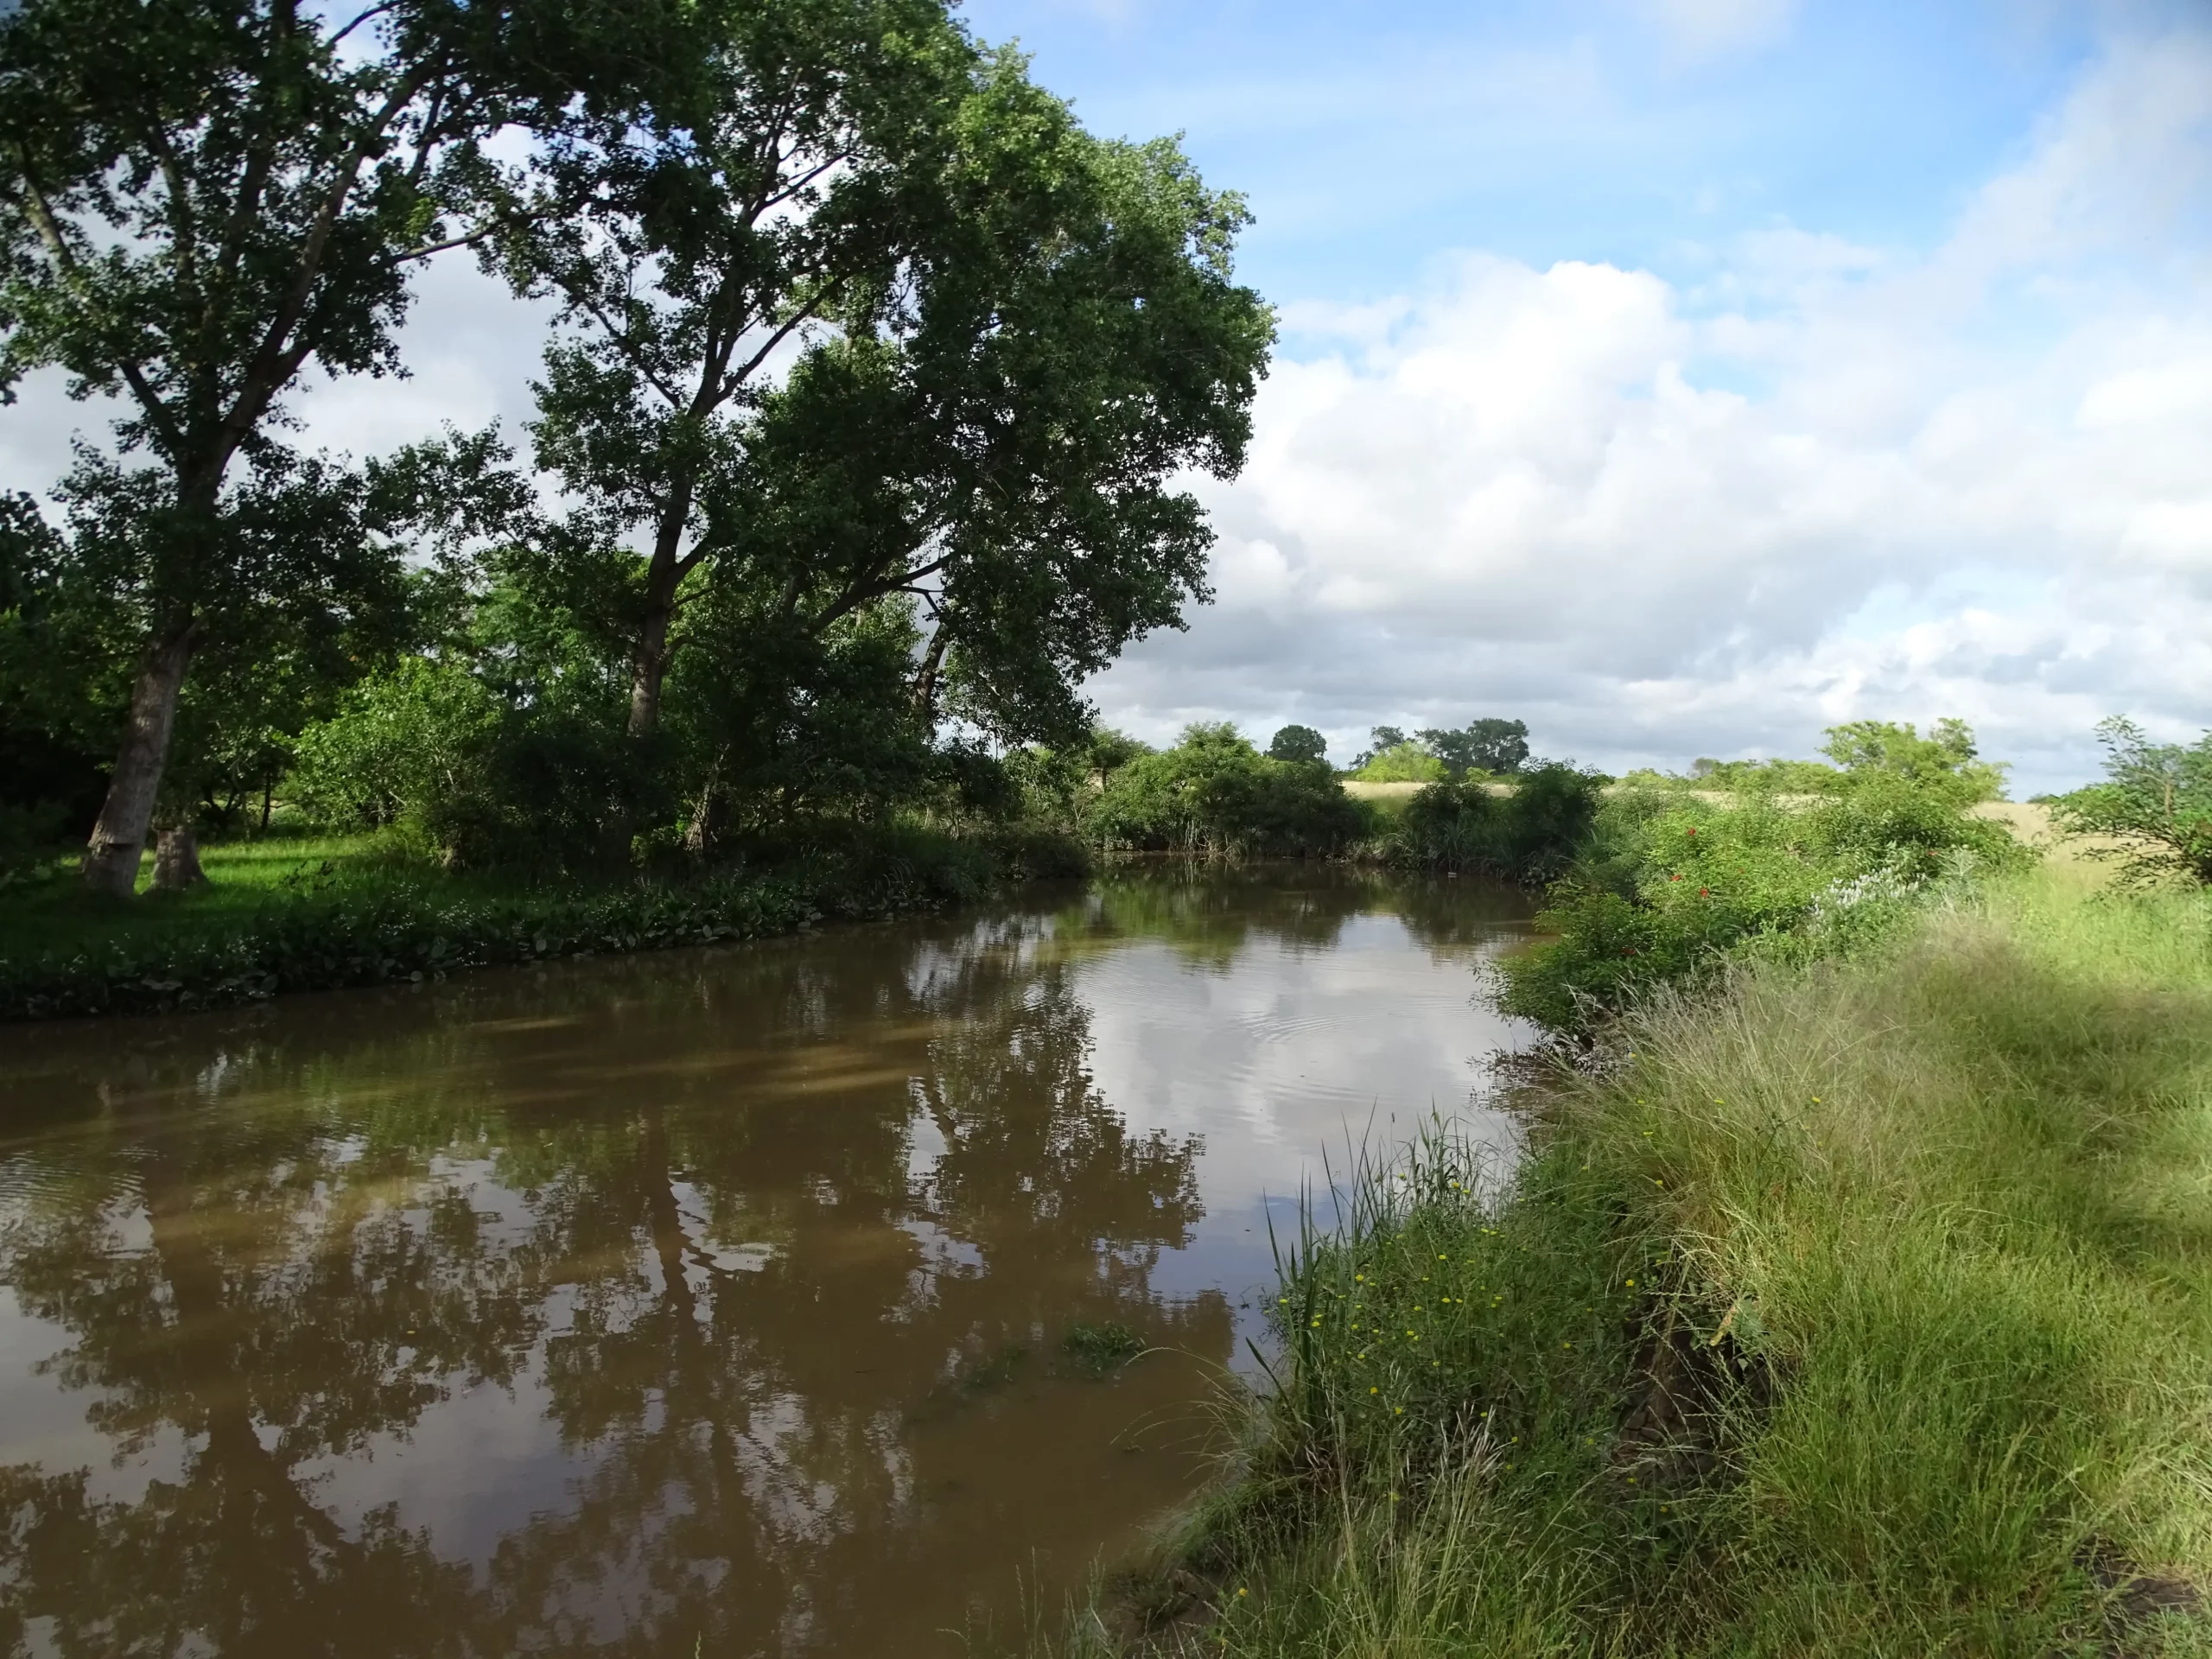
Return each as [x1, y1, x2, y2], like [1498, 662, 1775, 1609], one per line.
[0, 823, 1084, 1020]
[1077, 864, 2212, 1656]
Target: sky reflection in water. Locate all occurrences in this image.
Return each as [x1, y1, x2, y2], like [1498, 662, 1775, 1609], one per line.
[0, 865, 1534, 1657]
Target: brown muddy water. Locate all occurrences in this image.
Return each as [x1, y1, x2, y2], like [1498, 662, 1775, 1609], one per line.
[0, 864, 1535, 1658]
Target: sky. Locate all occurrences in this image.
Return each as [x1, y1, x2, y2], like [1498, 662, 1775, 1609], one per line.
[4, 0, 2209, 791]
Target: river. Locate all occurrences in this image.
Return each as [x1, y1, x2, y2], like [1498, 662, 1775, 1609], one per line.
[0, 864, 1535, 1657]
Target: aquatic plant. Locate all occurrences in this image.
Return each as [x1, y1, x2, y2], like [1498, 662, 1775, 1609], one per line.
[1062, 1323, 1146, 1376]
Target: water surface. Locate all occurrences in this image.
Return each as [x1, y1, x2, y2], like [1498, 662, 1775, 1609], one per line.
[0, 865, 1533, 1657]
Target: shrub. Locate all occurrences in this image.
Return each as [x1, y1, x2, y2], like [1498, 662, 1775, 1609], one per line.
[1086, 723, 1372, 856]
[289, 658, 500, 832]
[1350, 740, 1446, 784]
[1387, 764, 1604, 880]
[293, 660, 678, 874]
[1498, 773, 2031, 1033]
[2051, 716, 2212, 886]
[0, 801, 66, 887]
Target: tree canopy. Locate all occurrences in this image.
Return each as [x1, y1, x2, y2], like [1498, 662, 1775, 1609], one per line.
[0, 0, 1271, 883]
[1268, 724, 1327, 765]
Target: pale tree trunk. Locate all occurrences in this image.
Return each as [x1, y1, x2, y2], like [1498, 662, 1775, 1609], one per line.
[153, 824, 207, 890]
[683, 747, 728, 855]
[911, 622, 950, 722]
[627, 599, 674, 736]
[83, 627, 196, 897]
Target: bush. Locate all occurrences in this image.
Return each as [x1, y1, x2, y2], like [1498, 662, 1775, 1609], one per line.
[289, 658, 500, 833]
[293, 660, 675, 874]
[1350, 740, 1446, 784]
[0, 801, 66, 887]
[2051, 716, 2212, 886]
[1385, 764, 1604, 880]
[1497, 773, 2031, 1033]
[1086, 723, 1372, 856]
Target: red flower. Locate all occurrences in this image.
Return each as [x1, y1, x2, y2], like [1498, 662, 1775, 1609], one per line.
[1699, 887, 1709, 896]
[1669, 874, 1681, 881]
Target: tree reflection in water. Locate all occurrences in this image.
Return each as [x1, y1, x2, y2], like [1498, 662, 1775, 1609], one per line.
[0, 868, 1530, 1656]
[0, 903, 1222, 1657]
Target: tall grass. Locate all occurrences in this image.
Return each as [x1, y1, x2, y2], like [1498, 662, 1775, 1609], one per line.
[1071, 868, 2212, 1656]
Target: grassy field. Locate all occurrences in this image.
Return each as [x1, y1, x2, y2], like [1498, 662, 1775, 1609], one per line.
[1071, 861, 2212, 1656]
[0, 828, 460, 957]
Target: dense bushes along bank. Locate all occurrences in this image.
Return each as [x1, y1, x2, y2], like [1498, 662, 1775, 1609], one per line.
[0, 826, 1082, 1021]
[1073, 868, 2212, 1656]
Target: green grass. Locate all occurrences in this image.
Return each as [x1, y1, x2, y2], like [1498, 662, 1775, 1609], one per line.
[0, 826, 468, 957]
[1068, 867, 2212, 1656]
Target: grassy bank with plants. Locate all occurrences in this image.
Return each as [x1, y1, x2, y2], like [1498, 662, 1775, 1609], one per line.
[1049, 714, 2212, 1656]
[0, 822, 1081, 1020]
[1075, 864, 2212, 1656]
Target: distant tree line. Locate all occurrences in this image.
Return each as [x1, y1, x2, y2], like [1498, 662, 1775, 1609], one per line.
[0, 0, 1272, 891]
[1252, 717, 1533, 781]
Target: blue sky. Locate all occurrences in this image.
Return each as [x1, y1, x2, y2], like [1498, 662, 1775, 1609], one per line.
[931, 0, 2212, 791]
[961, 0, 2096, 305]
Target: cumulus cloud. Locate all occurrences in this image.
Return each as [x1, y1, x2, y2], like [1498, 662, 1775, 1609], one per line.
[1090, 29, 2212, 793]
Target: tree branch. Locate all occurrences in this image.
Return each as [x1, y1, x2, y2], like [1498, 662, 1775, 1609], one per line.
[391, 221, 499, 264]
[722, 281, 842, 397]
[217, 57, 441, 466]
[811, 553, 951, 633]
[6, 143, 185, 458]
[329, 0, 400, 48]
[553, 271, 689, 409]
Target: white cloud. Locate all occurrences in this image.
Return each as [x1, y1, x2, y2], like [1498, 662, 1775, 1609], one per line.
[1091, 28, 2212, 793]
[1630, 0, 1798, 58]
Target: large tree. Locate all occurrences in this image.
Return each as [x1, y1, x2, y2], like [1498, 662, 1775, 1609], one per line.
[498, 0, 982, 737]
[502, 15, 1272, 747]
[766, 124, 1274, 747]
[0, 0, 677, 893]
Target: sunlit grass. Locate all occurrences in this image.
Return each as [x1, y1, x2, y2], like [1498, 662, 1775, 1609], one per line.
[1061, 868, 2212, 1656]
[0, 824, 464, 957]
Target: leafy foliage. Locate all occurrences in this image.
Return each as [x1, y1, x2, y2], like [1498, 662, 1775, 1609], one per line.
[1085, 723, 1370, 857]
[2051, 715, 2212, 885]
[1818, 717, 2009, 802]
[1267, 724, 1328, 766]
[1383, 765, 1604, 881]
[1349, 741, 1446, 784]
[1421, 716, 1529, 777]
[1498, 771, 2032, 1032]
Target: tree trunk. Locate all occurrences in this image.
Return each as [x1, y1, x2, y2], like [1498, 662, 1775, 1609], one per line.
[627, 599, 673, 736]
[683, 747, 728, 856]
[153, 824, 207, 890]
[626, 493, 696, 737]
[912, 622, 950, 721]
[83, 627, 196, 897]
